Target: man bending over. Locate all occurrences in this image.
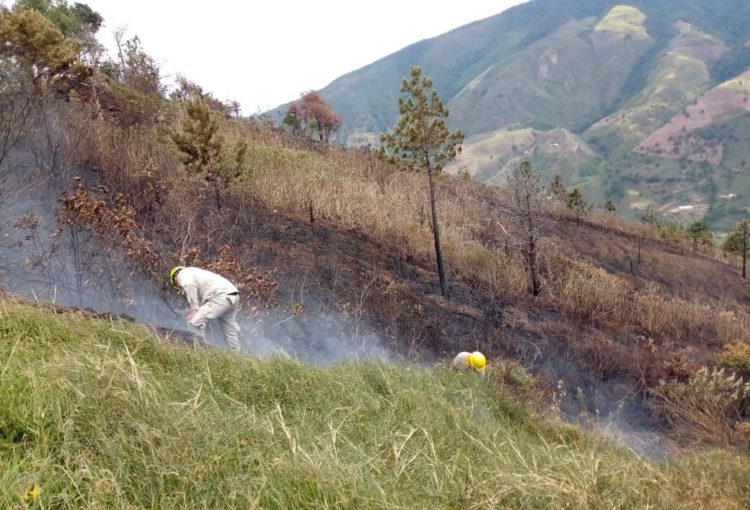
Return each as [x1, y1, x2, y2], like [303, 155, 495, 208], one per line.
[170, 266, 241, 351]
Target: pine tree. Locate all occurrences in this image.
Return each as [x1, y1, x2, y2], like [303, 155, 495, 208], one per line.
[0, 7, 88, 86]
[378, 66, 463, 296]
[723, 219, 749, 279]
[550, 174, 567, 201]
[171, 97, 224, 210]
[13, 0, 103, 36]
[508, 160, 545, 295]
[687, 220, 713, 250]
[566, 188, 588, 224]
[0, 6, 89, 167]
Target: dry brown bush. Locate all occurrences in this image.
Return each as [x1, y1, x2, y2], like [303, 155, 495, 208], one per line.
[632, 287, 750, 344]
[206, 245, 278, 305]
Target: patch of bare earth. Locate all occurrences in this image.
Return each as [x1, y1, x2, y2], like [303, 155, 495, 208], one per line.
[635, 70, 750, 162]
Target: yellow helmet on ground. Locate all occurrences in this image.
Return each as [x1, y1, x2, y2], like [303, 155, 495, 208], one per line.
[169, 266, 185, 288]
[468, 351, 486, 372]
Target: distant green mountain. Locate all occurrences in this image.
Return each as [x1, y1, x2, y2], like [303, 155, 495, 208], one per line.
[449, 6, 655, 134]
[317, 0, 749, 138]
[300, 0, 750, 232]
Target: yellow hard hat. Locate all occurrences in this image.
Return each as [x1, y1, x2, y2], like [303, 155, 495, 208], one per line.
[468, 351, 486, 372]
[169, 266, 185, 288]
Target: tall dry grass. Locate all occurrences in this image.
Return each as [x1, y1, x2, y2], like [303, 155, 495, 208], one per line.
[59, 109, 749, 350]
[223, 120, 532, 300]
[542, 246, 750, 346]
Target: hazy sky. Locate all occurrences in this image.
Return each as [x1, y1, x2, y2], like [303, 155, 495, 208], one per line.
[83, 1, 527, 113]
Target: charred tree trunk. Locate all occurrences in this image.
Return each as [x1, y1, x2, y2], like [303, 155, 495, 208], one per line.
[743, 232, 747, 279]
[638, 237, 641, 263]
[528, 234, 540, 295]
[69, 227, 84, 308]
[213, 179, 222, 212]
[426, 163, 447, 297]
[525, 191, 540, 296]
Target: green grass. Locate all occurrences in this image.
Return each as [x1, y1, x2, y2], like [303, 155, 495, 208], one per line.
[594, 5, 648, 38]
[1, 299, 749, 509]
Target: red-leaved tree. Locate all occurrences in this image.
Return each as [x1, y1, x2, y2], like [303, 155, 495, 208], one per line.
[284, 90, 341, 142]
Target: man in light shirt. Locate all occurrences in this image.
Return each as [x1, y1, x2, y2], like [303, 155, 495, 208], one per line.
[169, 266, 241, 351]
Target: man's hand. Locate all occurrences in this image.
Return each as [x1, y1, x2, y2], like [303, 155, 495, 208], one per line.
[186, 310, 197, 323]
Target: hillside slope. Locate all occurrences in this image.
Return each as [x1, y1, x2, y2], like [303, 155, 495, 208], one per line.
[4, 94, 749, 454]
[445, 127, 598, 186]
[635, 70, 750, 161]
[1, 298, 749, 509]
[2, 7, 750, 505]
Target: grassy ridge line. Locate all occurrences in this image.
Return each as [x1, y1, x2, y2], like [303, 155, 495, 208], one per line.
[0, 299, 748, 509]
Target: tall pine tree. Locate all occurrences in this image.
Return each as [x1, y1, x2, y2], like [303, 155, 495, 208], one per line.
[723, 219, 749, 279]
[378, 66, 463, 296]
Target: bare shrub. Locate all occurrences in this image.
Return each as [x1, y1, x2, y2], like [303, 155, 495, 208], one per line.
[502, 160, 549, 295]
[574, 332, 629, 380]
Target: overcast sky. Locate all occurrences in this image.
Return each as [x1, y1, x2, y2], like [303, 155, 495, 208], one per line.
[83, 1, 527, 113]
